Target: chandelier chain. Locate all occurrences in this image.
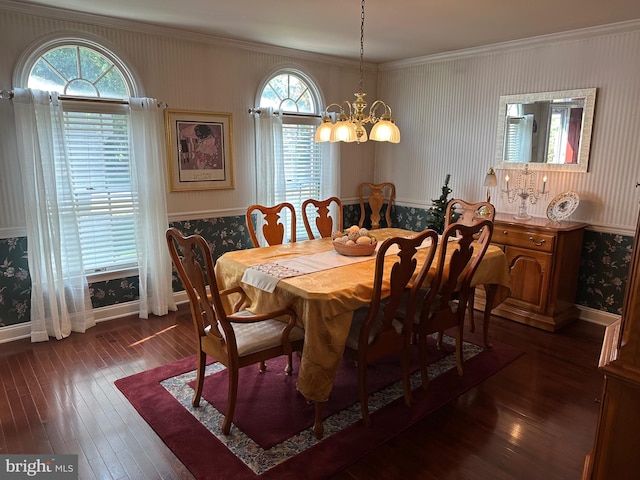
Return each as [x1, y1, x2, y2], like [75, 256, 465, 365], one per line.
[314, 0, 400, 144]
[359, 0, 365, 93]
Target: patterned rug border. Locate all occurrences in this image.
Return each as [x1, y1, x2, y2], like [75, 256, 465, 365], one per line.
[161, 335, 483, 475]
[115, 333, 524, 480]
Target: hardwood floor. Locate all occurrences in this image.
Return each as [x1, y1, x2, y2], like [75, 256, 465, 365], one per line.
[0, 305, 605, 479]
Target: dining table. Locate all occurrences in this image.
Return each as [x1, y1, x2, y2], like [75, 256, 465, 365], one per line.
[214, 227, 511, 409]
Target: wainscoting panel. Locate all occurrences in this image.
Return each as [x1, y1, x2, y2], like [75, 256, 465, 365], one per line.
[0, 209, 629, 336]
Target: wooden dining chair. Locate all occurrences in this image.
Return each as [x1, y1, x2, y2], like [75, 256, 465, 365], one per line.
[445, 199, 495, 241]
[343, 229, 439, 425]
[444, 199, 495, 332]
[165, 227, 304, 435]
[413, 219, 493, 388]
[246, 202, 296, 248]
[358, 182, 396, 229]
[302, 197, 343, 239]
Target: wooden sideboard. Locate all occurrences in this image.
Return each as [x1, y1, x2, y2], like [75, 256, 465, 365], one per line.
[475, 213, 588, 331]
[583, 206, 640, 479]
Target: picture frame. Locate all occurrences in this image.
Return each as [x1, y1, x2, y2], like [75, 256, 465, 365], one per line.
[165, 109, 234, 191]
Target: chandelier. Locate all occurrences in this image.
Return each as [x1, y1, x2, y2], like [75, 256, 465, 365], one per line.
[314, 0, 400, 144]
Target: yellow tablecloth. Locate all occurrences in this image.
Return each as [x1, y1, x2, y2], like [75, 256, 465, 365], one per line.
[214, 228, 511, 402]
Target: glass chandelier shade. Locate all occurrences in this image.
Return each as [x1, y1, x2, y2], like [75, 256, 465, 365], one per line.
[315, 0, 400, 144]
[483, 167, 498, 202]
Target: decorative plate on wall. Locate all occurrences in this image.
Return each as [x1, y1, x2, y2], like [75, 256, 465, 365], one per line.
[547, 191, 580, 222]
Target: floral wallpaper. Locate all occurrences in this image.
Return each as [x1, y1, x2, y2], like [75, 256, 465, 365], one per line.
[166, 215, 253, 293]
[91, 215, 253, 308]
[343, 203, 360, 228]
[394, 205, 433, 231]
[89, 276, 141, 309]
[0, 236, 29, 327]
[393, 204, 633, 315]
[343, 203, 394, 229]
[0, 208, 633, 328]
[576, 230, 633, 315]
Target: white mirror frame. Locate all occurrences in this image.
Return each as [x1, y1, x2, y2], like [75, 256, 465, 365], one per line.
[495, 88, 597, 173]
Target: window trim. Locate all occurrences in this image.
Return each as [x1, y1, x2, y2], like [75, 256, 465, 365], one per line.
[256, 68, 330, 241]
[15, 34, 143, 277]
[254, 67, 324, 116]
[13, 32, 140, 98]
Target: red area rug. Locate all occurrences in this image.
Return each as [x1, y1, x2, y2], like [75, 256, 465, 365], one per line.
[115, 334, 522, 480]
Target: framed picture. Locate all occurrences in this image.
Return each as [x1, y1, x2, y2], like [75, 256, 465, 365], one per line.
[165, 109, 234, 191]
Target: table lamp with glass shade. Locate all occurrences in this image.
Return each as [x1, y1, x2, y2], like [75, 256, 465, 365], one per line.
[484, 167, 498, 202]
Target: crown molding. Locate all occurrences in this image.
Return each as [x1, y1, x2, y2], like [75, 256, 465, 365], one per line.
[0, 0, 364, 68]
[380, 18, 640, 70]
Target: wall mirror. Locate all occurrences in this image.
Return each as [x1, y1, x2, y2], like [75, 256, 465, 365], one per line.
[495, 88, 597, 172]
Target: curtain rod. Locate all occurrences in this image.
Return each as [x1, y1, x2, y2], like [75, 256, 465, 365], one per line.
[248, 108, 320, 118]
[0, 89, 168, 108]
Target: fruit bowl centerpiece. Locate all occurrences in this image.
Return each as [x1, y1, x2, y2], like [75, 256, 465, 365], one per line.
[332, 226, 377, 256]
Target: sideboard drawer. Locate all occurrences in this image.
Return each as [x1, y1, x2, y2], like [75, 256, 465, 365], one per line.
[493, 228, 555, 253]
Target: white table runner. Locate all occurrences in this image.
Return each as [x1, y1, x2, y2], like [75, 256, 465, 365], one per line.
[241, 236, 439, 293]
[241, 248, 378, 292]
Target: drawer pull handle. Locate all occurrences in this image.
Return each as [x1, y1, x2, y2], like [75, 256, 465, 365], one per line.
[529, 236, 546, 246]
[503, 230, 508, 235]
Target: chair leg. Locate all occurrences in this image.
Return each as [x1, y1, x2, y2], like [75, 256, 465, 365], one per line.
[358, 360, 371, 426]
[259, 360, 266, 372]
[222, 367, 239, 435]
[418, 331, 430, 390]
[455, 325, 464, 376]
[402, 339, 413, 406]
[192, 351, 206, 407]
[284, 353, 293, 375]
[482, 284, 498, 349]
[468, 287, 476, 332]
[313, 402, 324, 439]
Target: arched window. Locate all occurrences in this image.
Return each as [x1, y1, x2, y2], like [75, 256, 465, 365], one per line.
[259, 71, 316, 113]
[257, 70, 338, 240]
[22, 40, 139, 275]
[28, 44, 131, 98]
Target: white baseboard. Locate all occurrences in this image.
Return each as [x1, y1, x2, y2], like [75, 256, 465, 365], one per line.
[0, 323, 31, 344]
[576, 305, 620, 327]
[0, 292, 190, 345]
[0, 296, 619, 345]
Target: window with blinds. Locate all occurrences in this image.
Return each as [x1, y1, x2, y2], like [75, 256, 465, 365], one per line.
[504, 114, 534, 163]
[62, 102, 136, 273]
[279, 121, 322, 240]
[259, 70, 324, 240]
[504, 116, 524, 162]
[27, 42, 135, 275]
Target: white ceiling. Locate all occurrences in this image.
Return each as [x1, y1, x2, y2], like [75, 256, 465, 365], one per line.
[10, 0, 640, 62]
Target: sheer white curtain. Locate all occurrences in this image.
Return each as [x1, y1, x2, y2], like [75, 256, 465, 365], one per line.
[320, 140, 341, 227]
[129, 97, 177, 319]
[13, 88, 95, 342]
[253, 107, 284, 246]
